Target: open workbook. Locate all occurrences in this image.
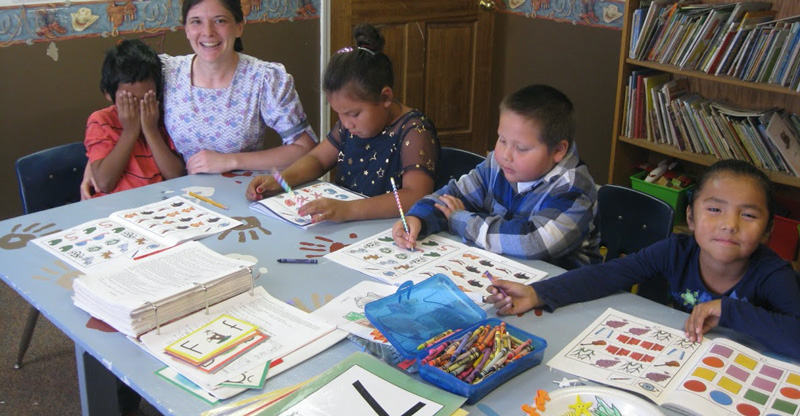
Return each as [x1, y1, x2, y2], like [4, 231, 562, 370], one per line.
[249, 182, 364, 228]
[72, 241, 254, 338]
[548, 308, 800, 416]
[33, 196, 241, 273]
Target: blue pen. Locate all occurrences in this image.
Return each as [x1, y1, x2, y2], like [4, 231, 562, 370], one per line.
[277, 258, 318, 264]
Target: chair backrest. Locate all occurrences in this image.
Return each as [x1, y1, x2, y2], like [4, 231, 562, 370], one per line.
[435, 147, 485, 190]
[597, 184, 674, 262]
[15, 142, 87, 214]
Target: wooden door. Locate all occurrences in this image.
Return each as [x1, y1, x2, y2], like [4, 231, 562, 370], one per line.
[331, 0, 495, 154]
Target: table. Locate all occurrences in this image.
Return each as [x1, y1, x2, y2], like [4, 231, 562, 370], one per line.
[0, 172, 703, 415]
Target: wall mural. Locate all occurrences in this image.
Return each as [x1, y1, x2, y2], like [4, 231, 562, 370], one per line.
[499, 0, 624, 30]
[0, 0, 319, 47]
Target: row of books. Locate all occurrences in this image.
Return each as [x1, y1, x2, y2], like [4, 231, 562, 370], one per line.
[623, 69, 800, 176]
[630, 1, 800, 90]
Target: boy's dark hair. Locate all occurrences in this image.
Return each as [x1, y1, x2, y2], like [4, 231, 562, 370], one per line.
[323, 23, 393, 102]
[692, 159, 775, 229]
[500, 84, 575, 151]
[100, 39, 164, 104]
[181, 0, 244, 52]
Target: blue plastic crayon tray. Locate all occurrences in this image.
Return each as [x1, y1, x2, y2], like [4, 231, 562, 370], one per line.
[364, 274, 547, 404]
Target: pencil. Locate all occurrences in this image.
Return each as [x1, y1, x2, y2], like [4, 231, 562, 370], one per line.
[188, 192, 228, 210]
[272, 171, 301, 207]
[389, 177, 409, 234]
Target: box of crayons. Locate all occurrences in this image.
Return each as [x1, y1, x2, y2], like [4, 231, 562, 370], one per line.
[364, 274, 547, 404]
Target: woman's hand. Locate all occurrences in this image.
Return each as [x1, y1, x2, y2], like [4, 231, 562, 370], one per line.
[434, 194, 466, 219]
[684, 299, 722, 342]
[485, 280, 540, 316]
[297, 198, 351, 223]
[186, 150, 235, 174]
[246, 175, 281, 200]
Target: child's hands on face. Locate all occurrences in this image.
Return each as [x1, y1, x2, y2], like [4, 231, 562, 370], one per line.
[485, 280, 540, 316]
[434, 194, 465, 219]
[392, 216, 422, 250]
[298, 198, 349, 223]
[245, 175, 281, 200]
[140, 90, 160, 136]
[116, 90, 141, 136]
[684, 299, 722, 342]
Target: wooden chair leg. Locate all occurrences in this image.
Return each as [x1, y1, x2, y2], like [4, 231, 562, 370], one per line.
[14, 306, 40, 369]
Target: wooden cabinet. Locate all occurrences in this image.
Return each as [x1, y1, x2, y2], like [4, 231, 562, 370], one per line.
[609, 0, 800, 190]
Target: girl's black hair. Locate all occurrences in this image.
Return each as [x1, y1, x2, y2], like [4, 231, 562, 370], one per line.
[181, 0, 244, 52]
[100, 39, 164, 104]
[323, 23, 393, 102]
[692, 159, 776, 229]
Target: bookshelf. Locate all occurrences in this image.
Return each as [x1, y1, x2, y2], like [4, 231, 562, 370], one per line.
[610, 0, 800, 190]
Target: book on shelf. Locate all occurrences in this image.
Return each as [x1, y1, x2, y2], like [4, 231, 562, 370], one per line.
[700, 2, 773, 73]
[774, 22, 800, 85]
[631, 7, 647, 58]
[729, 11, 780, 78]
[643, 72, 673, 142]
[32, 196, 241, 273]
[249, 181, 365, 228]
[680, 6, 734, 70]
[72, 241, 256, 338]
[659, 78, 691, 149]
[630, 0, 677, 60]
[548, 308, 800, 416]
[764, 111, 800, 176]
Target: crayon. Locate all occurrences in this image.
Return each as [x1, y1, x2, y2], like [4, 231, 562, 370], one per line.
[417, 329, 454, 350]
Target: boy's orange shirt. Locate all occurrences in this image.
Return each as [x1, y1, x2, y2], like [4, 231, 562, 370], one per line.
[84, 105, 175, 198]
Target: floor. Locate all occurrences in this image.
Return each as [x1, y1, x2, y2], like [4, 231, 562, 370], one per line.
[0, 282, 163, 416]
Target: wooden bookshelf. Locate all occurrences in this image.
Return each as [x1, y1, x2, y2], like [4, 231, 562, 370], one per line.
[610, 0, 800, 196]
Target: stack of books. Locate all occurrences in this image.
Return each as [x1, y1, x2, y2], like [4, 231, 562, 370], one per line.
[630, 2, 800, 90]
[623, 69, 800, 177]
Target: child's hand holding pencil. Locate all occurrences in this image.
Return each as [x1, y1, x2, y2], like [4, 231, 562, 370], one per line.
[391, 216, 422, 251]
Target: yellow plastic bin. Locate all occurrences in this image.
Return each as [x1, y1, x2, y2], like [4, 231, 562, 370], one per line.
[630, 171, 695, 224]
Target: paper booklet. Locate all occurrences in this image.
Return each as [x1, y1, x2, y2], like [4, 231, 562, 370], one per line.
[72, 241, 255, 338]
[325, 229, 548, 299]
[548, 308, 800, 416]
[249, 182, 365, 228]
[139, 285, 338, 397]
[312, 280, 397, 346]
[33, 196, 241, 273]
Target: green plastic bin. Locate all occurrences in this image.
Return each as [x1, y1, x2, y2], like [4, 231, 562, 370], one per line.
[630, 171, 695, 224]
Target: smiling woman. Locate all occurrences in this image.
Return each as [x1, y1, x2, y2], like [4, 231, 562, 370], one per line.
[160, 0, 317, 174]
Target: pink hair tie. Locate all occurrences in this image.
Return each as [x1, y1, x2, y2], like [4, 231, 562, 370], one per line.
[336, 46, 353, 54]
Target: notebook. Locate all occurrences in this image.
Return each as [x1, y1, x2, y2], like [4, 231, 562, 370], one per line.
[249, 182, 364, 228]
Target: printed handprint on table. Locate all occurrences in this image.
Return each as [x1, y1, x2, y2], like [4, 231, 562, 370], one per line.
[221, 171, 255, 184]
[218, 216, 271, 243]
[0, 222, 60, 250]
[298, 233, 359, 258]
[31, 259, 83, 289]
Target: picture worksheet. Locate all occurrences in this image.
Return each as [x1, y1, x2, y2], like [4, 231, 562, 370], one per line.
[548, 308, 800, 416]
[33, 196, 240, 273]
[249, 182, 365, 227]
[325, 230, 548, 298]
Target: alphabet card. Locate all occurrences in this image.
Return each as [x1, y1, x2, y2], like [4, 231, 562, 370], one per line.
[548, 308, 800, 416]
[259, 352, 465, 416]
[325, 229, 548, 298]
[165, 314, 263, 366]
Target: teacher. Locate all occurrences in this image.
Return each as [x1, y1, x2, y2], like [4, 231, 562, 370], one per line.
[163, 0, 317, 174]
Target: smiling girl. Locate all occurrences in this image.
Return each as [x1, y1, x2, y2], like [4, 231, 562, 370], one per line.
[246, 23, 440, 223]
[487, 159, 800, 359]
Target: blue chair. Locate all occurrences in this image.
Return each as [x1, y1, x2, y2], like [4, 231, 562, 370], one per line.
[435, 147, 485, 190]
[14, 142, 87, 369]
[596, 184, 674, 303]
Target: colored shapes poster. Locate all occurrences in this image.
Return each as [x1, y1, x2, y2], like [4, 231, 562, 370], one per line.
[325, 229, 548, 298]
[549, 308, 800, 416]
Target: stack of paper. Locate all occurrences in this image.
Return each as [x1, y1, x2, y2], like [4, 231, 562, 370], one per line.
[73, 242, 255, 337]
